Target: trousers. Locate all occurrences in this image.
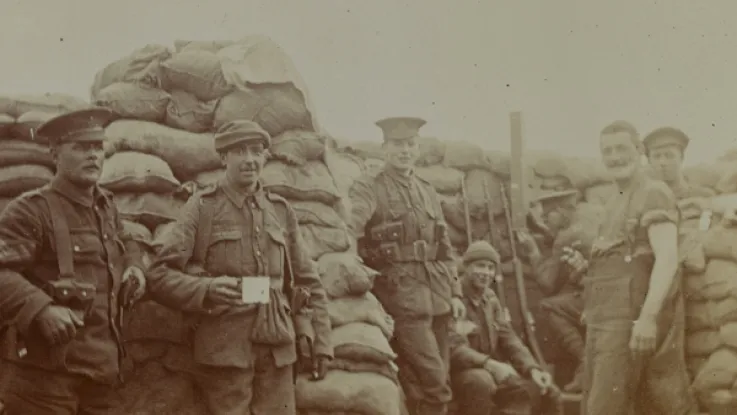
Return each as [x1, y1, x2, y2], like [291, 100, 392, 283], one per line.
[539, 290, 585, 361]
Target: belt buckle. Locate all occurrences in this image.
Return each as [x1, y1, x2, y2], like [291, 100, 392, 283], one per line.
[413, 240, 428, 261]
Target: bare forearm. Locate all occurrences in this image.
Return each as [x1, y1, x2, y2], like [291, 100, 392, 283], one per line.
[639, 256, 678, 319]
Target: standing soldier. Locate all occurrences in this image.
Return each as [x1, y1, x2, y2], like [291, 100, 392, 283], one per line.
[571, 120, 696, 414]
[146, 120, 332, 415]
[348, 117, 465, 415]
[643, 127, 715, 200]
[0, 108, 146, 414]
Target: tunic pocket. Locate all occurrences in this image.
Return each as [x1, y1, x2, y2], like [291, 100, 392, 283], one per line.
[206, 228, 241, 275]
[265, 227, 286, 278]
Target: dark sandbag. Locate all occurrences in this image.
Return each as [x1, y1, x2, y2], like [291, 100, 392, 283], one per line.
[164, 89, 217, 133]
[94, 82, 170, 122]
[415, 165, 464, 195]
[161, 50, 232, 101]
[99, 152, 180, 194]
[122, 219, 152, 246]
[269, 130, 330, 166]
[291, 201, 345, 228]
[296, 371, 401, 415]
[0, 140, 52, 168]
[261, 160, 341, 205]
[113, 192, 183, 230]
[300, 224, 351, 260]
[317, 252, 379, 298]
[327, 292, 394, 339]
[0, 113, 15, 136]
[330, 322, 396, 365]
[11, 111, 59, 141]
[0, 164, 53, 197]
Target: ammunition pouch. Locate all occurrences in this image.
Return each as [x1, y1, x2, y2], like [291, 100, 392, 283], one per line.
[369, 221, 403, 243]
[43, 279, 95, 322]
[371, 240, 440, 263]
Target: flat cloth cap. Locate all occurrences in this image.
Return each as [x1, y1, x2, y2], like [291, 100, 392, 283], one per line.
[214, 120, 271, 152]
[642, 127, 690, 154]
[37, 107, 115, 146]
[376, 117, 426, 141]
[532, 189, 579, 205]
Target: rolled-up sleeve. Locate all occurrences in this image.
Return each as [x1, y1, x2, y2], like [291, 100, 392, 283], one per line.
[640, 181, 679, 229]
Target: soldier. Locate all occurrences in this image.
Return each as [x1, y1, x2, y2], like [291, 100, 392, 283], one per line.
[516, 189, 592, 393]
[643, 127, 715, 200]
[450, 240, 561, 415]
[146, 120, 332, 415]
[571, 120, 697, 414]
[0, 108, 146, 414]
[348, 117, 465, 415]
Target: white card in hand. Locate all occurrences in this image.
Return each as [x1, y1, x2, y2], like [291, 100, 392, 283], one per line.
[241, 276, 270, 304]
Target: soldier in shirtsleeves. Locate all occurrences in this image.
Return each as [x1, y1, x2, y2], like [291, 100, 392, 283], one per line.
[515, 189, 592, 393]
[146, 120, 332, 415]
[0, 108, 146, 414]
[566, 120, 697, 415]
[348, 117, 465, 415]
[450, 240, 562, 415]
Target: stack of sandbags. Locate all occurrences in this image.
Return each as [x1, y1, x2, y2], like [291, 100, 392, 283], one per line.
[0, 94, 90, 212]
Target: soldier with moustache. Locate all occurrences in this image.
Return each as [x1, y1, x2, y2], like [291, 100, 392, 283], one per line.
[0, 108, 147, 414]
[146, 120, 332, 415]
[348, 117, 465, 415]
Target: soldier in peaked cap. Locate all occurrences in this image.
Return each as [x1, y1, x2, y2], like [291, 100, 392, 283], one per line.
[147, 120, 332, 415]
[0, 108, 147, 414]
[348, 117, 465, 415]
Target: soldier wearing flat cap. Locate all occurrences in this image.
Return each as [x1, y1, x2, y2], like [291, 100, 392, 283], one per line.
[147, 120, 332, 415]
[643, 126, 715, 200]
[348, 117, 465, 415]
[0, 108, 147, 414]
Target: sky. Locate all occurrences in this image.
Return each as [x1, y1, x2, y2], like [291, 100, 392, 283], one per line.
[1, 0, 736, 164]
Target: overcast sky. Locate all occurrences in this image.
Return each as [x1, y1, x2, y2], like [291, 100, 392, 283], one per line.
[1, 0, 735, 164]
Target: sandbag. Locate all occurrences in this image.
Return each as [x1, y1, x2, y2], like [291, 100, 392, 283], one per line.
[268, 130, 330, 166]
[684, 272, 709, 302]
[700, 259, 737, 301]
[291, 201, 345, 228]
[331, 322, 397, 364]
[680, 227, 707, 274]
[11, 111, 58, 141]
[122, 220, 152, 246]
[533, 154, 610, 189]
[188, 169, 223, 191]
[414, 137, 445, 167]
[0, 93, 89, 118]
[0, 140, 52, 168]
[161, 50, 232, 101]
[90, 44, 172, 98]
[323, 149, 365, 197]
[327, 358, 399, 384]
[335, 140, 383, 161]
[327, 292, 394, 339]
[0, 197, 12, 214]
[0, 165, 53, 197]
[685, 299, 715, 331]
[174, 39, 236, 53]
[415, 165, 463, 195]
[296, 371, 401, 415]
[114, 192, 183, 230]
[687, 355, 708, 380]
[703, 225, 737, 263]
[709, 296, 737, 328]
[720, 322, 737, 348]
[0, 113, 15, 136]
[463, 169, 504, 216]
[261, 160, 340, 205]
[100, 152, 180, 194]
[584, 181, 616, 205]
[94, 82, 170, 122]
[441, 142, 495, 172]
[300, 224, 351, 260]
[164, 89, 217, 133]
[684, 162, 730, 192]
[686, 329, 721, 357]
[104, 120, 220, 181]
[317, 252, 380, 298]
[693, 348, 737, 393]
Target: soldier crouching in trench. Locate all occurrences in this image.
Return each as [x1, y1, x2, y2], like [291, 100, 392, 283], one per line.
[449, 240, 561, 415]
[145, 120, 332, 415]
[347, 117, 466, 415]
[0, 108, 146, 415]
[568, 120, 697, 415]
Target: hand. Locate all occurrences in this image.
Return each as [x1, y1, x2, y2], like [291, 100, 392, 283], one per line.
[206, 276, 242, 306]
[561, 246, 588, 275]
[530, 368, 554, 393]
[310, 355, 331, 381]
[483, 359, 520, 384]
[630, 316, 657, 356]
[451, 297, 466, 320]
[35, 305, 84, 345]
[515, 229, 540, 257]
[121, 266, 146, 307]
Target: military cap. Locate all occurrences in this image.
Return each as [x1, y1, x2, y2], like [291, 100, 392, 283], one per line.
[532, 189, 579, 205]
[642, 127, 690, 154]
[214, 120, 271, 152]
[375, 117, 426, 141]
[462, 240, 501, 266]
[36, 107, 115, 146]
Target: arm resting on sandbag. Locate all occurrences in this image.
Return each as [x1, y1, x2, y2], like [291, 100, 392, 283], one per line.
[0, 197, 53, 335]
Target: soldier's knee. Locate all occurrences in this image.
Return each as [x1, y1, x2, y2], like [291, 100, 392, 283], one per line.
[454, 368, 496, 393]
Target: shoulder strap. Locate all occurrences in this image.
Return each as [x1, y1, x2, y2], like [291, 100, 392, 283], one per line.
[191, 195, 214, 266]
[40, 191, 74, 279]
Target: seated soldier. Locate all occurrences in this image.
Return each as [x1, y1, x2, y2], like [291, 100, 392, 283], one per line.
[450, 241, 562, 415]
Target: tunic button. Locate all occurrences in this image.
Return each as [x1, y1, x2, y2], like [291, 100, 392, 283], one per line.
[73, 246, 80, 252]
[255, 227, 260, 234]
[103, 234, 109, 240]
[251, 203, 256, 209]
[62, 290, 68, 296]
[256, 251, 262, 257]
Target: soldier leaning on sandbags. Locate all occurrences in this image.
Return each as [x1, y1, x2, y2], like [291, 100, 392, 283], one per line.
[567, 120, 697, 415]
[145, 120, 333, 415]
[347, 117, 465, 415]
[0, 108, 147, 414]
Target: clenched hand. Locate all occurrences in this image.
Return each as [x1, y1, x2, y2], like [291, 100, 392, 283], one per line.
[206, 276, 242, 306]
[35, 305, 84, 345]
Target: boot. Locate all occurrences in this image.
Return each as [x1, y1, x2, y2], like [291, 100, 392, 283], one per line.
[549, 312, 585, 393]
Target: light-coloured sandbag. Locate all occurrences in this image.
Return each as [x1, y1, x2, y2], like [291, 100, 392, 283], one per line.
[94, 83, 170, 122]
[122, 220, 152, 246]
[680, 226, 708, 274]
[317, 252, 380, 298]
[686, 329, 721, 357]
[415, 165, 464, 195]
[114, 192, 183, 230]
[296, 371, 401, 415]
[685, 298, 715, 331]
[104, 120, 220, 181]
[300, 224, 351, 260]
[335, 139, 383, 160]
[720, 322, 737, 349]
[11, 111, 59, 141]
[693, 348, 737, 395]
[261, 160, 340, 205]
[0, 113, 14, 136]
[699, 259, 737, 301]
[90, 44, 172, 98]
[99, 152, 180, 194]
[684, 272, 708, 302]
[164, 89, 217, 133]
[533, 153, 610, 189]
[703, 225, 737, 263]
[687, 355, 708, 380]
[684, 162, 730, 193]
[188, 169, 223, 191]
[173, 39, 236, 53]
[161, 50, 232, 101]
[327, 292, 394, 339]
[441, 142, 493, 172]
[584, 181, 617, 205]
[268, 130, 330, 166]
[291, 201, 345, 229]
[712, 193, 737, 216]
[463, 169, 505, 216]
[0, 164, 53, 197]
[323, 149, 365, 197]
[708, 296, 737, 327]
[0, 140, 52, 168]
[414, 137, 445, 167]
[0, 93, 89, 118]
[331, 322, 397, 364]
[327, 358, 399, 384]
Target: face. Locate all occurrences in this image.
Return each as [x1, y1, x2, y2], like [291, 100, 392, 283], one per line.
[53, 141, 105, 187]
[383, 138, 419, 171]
[600, 131, 642, 181]
[541, 200, 575, 232]
[648, 144, 683, 183]
[465, 259, 497, 291]
[221, 141, 267, 189]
